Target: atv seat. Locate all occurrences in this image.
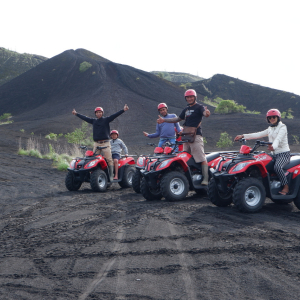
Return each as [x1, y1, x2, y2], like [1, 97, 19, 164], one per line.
[283, 156, 300, 170]
[206, 152, 220, 163]
[187, 157, 202, 170]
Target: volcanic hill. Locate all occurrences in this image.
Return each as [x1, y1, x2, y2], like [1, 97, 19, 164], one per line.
[0, 47, 47, 86]
[191, 74, 300, 117]
[0, 48, 300, 152]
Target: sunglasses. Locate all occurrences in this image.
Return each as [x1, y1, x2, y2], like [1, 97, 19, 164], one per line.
[267, 116, 277, 120]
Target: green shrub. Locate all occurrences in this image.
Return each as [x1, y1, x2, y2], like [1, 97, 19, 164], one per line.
[216, 132, 233, 148]
[0, 113, 11, 121]
[79, 61, 92, 72]
[179, 83, 192, 90]
[18, 149, 29, 156]
[20, 129, 25, 133]
[215, 100, 245, 114]
[53, 155, 70, 171]
[228, 81, 235, 84]
[45, 133, 58, 141]
[65, 122, 92, 145]
[28, 149, 43, 158]
[282, 108, 294, 119]
[245, 110, 260, 114]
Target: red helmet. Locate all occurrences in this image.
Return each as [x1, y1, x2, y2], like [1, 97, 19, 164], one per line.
[110, 130, 119, 137]
[158, 103, 168, 110]
[95, 107, 104, 114]
[184, 89, 197, 98]
[266, 109, 281, 123]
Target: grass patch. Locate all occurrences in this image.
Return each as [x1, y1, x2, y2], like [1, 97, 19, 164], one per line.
[18, 136, 83, 171]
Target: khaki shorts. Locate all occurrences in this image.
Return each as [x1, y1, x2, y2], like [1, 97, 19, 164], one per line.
[183, 135, 206, 163]
[93, 141, 113, 166]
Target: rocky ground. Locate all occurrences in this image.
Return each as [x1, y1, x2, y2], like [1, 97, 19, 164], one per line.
[1, 129, 300, 300]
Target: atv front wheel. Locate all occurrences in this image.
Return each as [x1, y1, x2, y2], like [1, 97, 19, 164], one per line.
[160, 171, 189, 201]
[65, 171, 82, 191]
[90, 169, 108, 192]
[119, 166, 135, 188]
[140, 178, 162, 201]
[132, 169, 142, 193]
[233, 177, 266, 213]
[208, 178, 232, 207]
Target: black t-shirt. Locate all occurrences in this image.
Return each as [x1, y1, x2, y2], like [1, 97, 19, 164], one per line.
[179, 103, 205, 135]
[76, 110, 124, 141]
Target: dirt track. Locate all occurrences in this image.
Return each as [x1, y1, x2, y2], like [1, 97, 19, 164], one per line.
[1, 136, 300, 300]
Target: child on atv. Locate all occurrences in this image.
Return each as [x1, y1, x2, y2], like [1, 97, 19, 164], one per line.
[110, 130, 128, 180]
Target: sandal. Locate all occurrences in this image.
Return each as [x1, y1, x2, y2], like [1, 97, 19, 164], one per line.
[278, 190, 289, 195]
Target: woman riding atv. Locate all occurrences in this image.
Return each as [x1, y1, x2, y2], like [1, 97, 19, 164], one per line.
[235, 108, 290, 195]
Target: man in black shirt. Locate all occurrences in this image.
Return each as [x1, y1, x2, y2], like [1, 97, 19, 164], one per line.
[157, 89, 210, 185]
[72, 104, 129, 181]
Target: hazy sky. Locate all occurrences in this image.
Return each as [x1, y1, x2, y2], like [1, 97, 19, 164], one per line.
[2, 0, 300, 95]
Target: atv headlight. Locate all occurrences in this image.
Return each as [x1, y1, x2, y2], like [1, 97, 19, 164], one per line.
[88, 160, 97, 168]
[232, 162, 250, 172]
[158, 159, 171, 170]
[70, 159, 76, 168]
[137, 157, 145, 166]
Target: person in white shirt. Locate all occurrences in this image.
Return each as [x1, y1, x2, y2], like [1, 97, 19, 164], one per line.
[234, 108, 290, 195]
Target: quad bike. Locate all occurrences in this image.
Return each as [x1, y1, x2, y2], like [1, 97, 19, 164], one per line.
[132, 142, 175, 194]
[139, 141, 228, 201]
[65, 146, 136, 192]
[208, 139, 300, 213]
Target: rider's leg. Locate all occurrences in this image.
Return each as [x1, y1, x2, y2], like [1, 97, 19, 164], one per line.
[101, 142, 114, 182]
[113, 158, 118, 179]
[201, 162, 209, 185]
[274, 151, 290, 194]
[158, 138, 167, 147]
[169, 138, 176, 149]
[189, 136, 209, 185]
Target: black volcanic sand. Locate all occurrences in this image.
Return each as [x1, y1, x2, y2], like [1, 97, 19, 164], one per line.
[1, 128, 300, 300]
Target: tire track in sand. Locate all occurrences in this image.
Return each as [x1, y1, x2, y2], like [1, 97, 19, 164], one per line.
[78, 226, 125, 300]
[168, 222, 197, 300]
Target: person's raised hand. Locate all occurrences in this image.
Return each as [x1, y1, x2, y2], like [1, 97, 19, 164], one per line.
[124, 104, 129, 111]
[72, 108, 77, 115]
[204, 106, 210, 117]
[157, 115, 165, 124]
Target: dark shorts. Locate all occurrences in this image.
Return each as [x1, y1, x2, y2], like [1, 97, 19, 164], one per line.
[112, 153, 121, 160]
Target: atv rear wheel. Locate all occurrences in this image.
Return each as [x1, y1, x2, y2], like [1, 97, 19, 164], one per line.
[160, 171, 189, 201]
[65, 171, 82, 191]
[233, 177, 266, 213]
[132, 169, 142, 193]
[208, 178, 232, 207]
[119, 166, 135, 188]
[140, 177, 162, 201]
[90, 169, 108, 192]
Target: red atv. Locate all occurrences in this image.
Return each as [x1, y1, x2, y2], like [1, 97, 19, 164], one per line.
[140, 141, 225, 201]
[208, 139, 300, 213]
[132, 143, 174, 194]
[65, 146, 136, 192]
